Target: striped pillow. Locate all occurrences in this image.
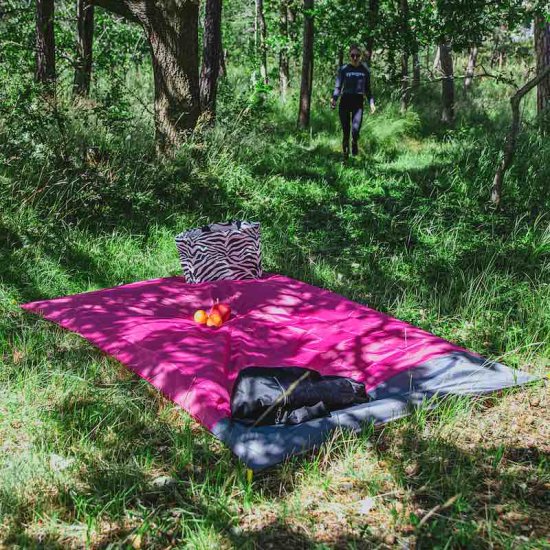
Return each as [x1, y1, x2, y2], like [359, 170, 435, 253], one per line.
[175, 221, 262, 283]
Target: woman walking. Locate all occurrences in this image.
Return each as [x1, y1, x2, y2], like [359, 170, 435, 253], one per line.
[331, 45, 376, 159]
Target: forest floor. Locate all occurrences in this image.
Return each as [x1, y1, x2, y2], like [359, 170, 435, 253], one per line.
[1, 86, 549, 548]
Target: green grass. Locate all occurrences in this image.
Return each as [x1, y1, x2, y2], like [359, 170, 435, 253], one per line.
[1, 65, 549, 548]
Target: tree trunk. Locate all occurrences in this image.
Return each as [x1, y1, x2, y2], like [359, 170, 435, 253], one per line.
[200, 0, 222, 118]
[35, 0, 55, 86]
[147, 4, 200, 151]
[432, 45, 440, 72]
[399, 0, 410, 111]
[93, 0, 201, 153]
[279, 0, 290, 100]
[219, 48, 227, 78]
[73, 0, 94, 97]
[365, 0, 379, 64]
[491, 47, 501, 69]
[386, 48, 398, 83]
[464, 46, 478, 90]
[491, 65, 550, 206]
[401, 52, 409, 112]
[286, 2, 297, 74]
[439, 40, 454, 123]
[412, 50, 420, 90]
[287, 2, 296, 38]
[255, 0, 268, 84]
[535, 15, 550, 127]
[297, 0, 314, 129]
[338, 48, 344, 67]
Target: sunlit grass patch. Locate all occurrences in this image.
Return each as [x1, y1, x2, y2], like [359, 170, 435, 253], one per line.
[1, 62, 549, 547]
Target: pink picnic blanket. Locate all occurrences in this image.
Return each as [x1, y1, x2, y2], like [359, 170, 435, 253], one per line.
[22, 274, 464, 430]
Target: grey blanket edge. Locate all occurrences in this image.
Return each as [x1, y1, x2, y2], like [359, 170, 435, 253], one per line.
[212, 351, 540, 471]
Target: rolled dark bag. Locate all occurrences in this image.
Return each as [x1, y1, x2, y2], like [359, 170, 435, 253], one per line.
[230, 366, 370, 427]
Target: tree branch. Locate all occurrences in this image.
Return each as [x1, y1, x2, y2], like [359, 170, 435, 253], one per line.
[398, 64, 520, 99]
[398, 70, 518, 99]
[490, 64, 550, 207]
[477, 64, 517, 87]
[91, 0, 137, 23]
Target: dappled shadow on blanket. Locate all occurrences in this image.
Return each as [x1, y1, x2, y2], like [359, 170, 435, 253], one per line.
[22, 274, 461, 432]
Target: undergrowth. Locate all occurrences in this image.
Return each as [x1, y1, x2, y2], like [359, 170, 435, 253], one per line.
[0, 60, 549, 548]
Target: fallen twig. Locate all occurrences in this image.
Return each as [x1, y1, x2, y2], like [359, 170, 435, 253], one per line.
[418, 494, 460, 527]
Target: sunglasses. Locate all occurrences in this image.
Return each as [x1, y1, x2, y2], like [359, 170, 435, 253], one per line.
[350, 53, 360, 59]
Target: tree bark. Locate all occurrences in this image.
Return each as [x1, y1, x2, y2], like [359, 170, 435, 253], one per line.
[338, 48, 343, 68]
[73, 0, 94, 97]
[255, 0, 268, 84]
[401, 52, 409, 112]
[498, 50, 505, 70]
[439, 40, 454, 123]
[365, 0, 379, 64]
[464, 46, 478, 90]
[148, 4, 200, 151]
[219, 48, 227, 78]
[386, 48, 398, 83]
[491, 47, 501, 69]
[35, 0, 55, 86]
[412, 50, 420, 90]
[491, 65, 550, 206]
[399, 0, 410, 111]
[535, 15, 550, 126]
[200, 0, 222, 118]
[297, 0, 313, 128]
[432, 45, 440, 72]
[279, 0, 290, 100]
[92, 0, 200, 153]
[93, 0, 134, 21]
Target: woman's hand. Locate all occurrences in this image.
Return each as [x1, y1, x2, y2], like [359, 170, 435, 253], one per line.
[330, 98, 337, 110]
[370, 103, 376, 114]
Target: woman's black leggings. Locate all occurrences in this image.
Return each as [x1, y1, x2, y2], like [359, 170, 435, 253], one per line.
[338, 94, 364, 150]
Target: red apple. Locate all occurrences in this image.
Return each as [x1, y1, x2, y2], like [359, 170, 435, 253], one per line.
[211, 302, 231, 322]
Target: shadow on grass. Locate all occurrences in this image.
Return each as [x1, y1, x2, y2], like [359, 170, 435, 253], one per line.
[1, 91, 547, 546]
[1, 102, 545, 310]
[2, 532, 69, 550]
[374, 409, 549, 546]
[233, 519, 381, 549]
[1, 337, 546, 548]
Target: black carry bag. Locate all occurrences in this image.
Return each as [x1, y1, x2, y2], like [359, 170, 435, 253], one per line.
[230, 366, 370, 427]
[175, 221, 262, 284]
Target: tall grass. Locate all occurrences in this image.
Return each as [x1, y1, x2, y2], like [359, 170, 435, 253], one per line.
[0, 59, 548, 547]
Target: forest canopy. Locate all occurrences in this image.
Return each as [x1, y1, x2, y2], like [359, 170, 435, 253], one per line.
[2, 0, 548, 204]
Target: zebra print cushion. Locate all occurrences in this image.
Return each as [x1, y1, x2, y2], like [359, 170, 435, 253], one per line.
[175, 221, 262, 283]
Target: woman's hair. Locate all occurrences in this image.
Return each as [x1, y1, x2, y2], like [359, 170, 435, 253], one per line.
[349, 44, 361, 54]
